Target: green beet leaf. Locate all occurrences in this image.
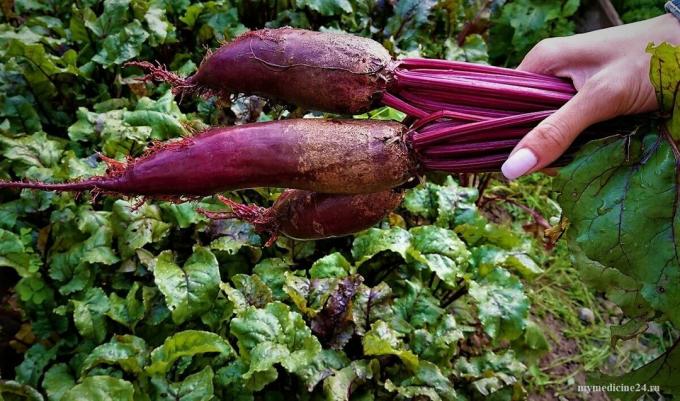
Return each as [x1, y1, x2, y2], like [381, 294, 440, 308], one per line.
[79, 335, 148, 375]
[556, 130, 680, 327]
[323, 360, 378, 401]
[403, 177, 478, 228]
[229, 302, 322, 390]
[42, 364, 75, 401]
[468, 268, 529, 341]
[146, 330, 234, 375]
[408, 225, 470, 287]
[391, 279, 444, 333]
[363, 320, 419, 370]
[153, 246, 220, 324]
[297, 0, 352, 16]
[383, 360, 458, 401]
[209, 219, 262, 255]
[92, 20, 149, 67]
[62, 376, 134, 401]
[0, 381, 44, 401]
[351, 282, 393, 336]
[309, 252, 352, 279]
[352, 227, 411, 265]
[454, 351, 526, 397]
[150, 366, 215, 401]
[230, 274, 274, 309]
[252, 258, 291, 301]
[0, 228, 41, 277]
[410, 315, 463, 367]
[295, 349, 349, 392]
[112, 201, 171, 258]
[15, 343, 61, 387]
[106, 282, 145, 330]
[71, 287, 111, 343]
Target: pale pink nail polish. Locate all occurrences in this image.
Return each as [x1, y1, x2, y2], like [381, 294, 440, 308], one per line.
[501, 148, 538, 180]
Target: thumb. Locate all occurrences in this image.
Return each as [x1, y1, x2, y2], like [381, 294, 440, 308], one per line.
[501, 85, 614, 180]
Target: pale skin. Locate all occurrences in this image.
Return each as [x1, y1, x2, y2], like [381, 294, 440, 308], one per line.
[501, 14, 680, 180]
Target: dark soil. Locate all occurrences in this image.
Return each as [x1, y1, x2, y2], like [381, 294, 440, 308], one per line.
[0, 268, 23, 380]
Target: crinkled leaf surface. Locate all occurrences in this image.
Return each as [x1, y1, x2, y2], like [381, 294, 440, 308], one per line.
[153, 247, 220, 324]
[363, 320, 419, 370]
[146, 330, 233, 375]
[80, 335, 148, 375]
[309, 252, 352, 279]
[0, 380, 44, 401]
[352, 227, 411, 265]
[351, 282, 393, 336]
[71, 287, 110, 343]
[323, 360, 378, 401]
[310, 275, 363, 349]
[15, 343, 61, 387]
[557, 131, 680, 327]
[62, 376, 134, 401]
[42, 364, 74, 401]
[409, 225, 470, 286]
[468, 268, 529, 341]
[384, 360, 457, 401]
[229, 302, 322, 391]
[150, 366, 215, 401]
[391, 280, 444, 333]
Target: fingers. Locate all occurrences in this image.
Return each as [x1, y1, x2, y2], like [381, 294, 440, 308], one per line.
[517, 38, 574, 75]
[501, 81, 618, 180]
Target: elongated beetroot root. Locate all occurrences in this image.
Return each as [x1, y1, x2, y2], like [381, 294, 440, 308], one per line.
[0, 119, 416, 196]
[130, 28, 393, 114]
[202, 191, 403, 245]
[130, 28, 579, 119]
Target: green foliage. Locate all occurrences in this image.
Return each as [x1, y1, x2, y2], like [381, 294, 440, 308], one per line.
[153, 247, 220, 324]
[612, 0, 666, 23]
[489, 0, 580, 66]
[556, 43, 680, 398]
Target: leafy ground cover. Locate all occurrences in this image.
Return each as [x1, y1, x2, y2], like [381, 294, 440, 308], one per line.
[0, 0, 677, 400]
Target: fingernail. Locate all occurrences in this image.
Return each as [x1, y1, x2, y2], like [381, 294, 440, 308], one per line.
[502, 148, 538, 180]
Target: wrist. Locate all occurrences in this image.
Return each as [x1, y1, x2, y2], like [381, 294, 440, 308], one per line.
[657, 14, 680, 44]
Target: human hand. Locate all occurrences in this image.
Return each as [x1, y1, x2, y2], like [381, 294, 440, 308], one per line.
[501, 14, 680, 180]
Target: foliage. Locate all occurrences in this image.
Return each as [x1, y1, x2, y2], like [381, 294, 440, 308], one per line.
[612, 0, 666, 23]
[555, 43, 680, 398]
[488, 0, 580, 66]
[0, 0, 589, 400]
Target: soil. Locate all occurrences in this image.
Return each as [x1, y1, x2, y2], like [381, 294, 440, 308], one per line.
[0, 268, 23, 380]
[528, 313, 610, 401]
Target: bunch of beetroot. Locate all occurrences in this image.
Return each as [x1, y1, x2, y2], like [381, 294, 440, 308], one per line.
[0, 28, 596, 243]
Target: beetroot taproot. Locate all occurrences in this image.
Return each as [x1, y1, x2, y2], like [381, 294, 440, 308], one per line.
[0, 119, 416, 196]
[202, 191, 403, 245]
[130, 28, 393, 115]
[130, 28, 576, 119]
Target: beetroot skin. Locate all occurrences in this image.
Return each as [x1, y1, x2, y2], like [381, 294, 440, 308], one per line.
[203, 190, 404, 245]
[131, 28, 394, 114]
[0, 119, 416, 197]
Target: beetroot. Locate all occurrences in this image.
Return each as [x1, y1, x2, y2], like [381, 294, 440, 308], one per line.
[202, 191, 403, 245]
[0, 119, 415, 196]
[130, 28, 576, 119]
[129, 28, 393, 115]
